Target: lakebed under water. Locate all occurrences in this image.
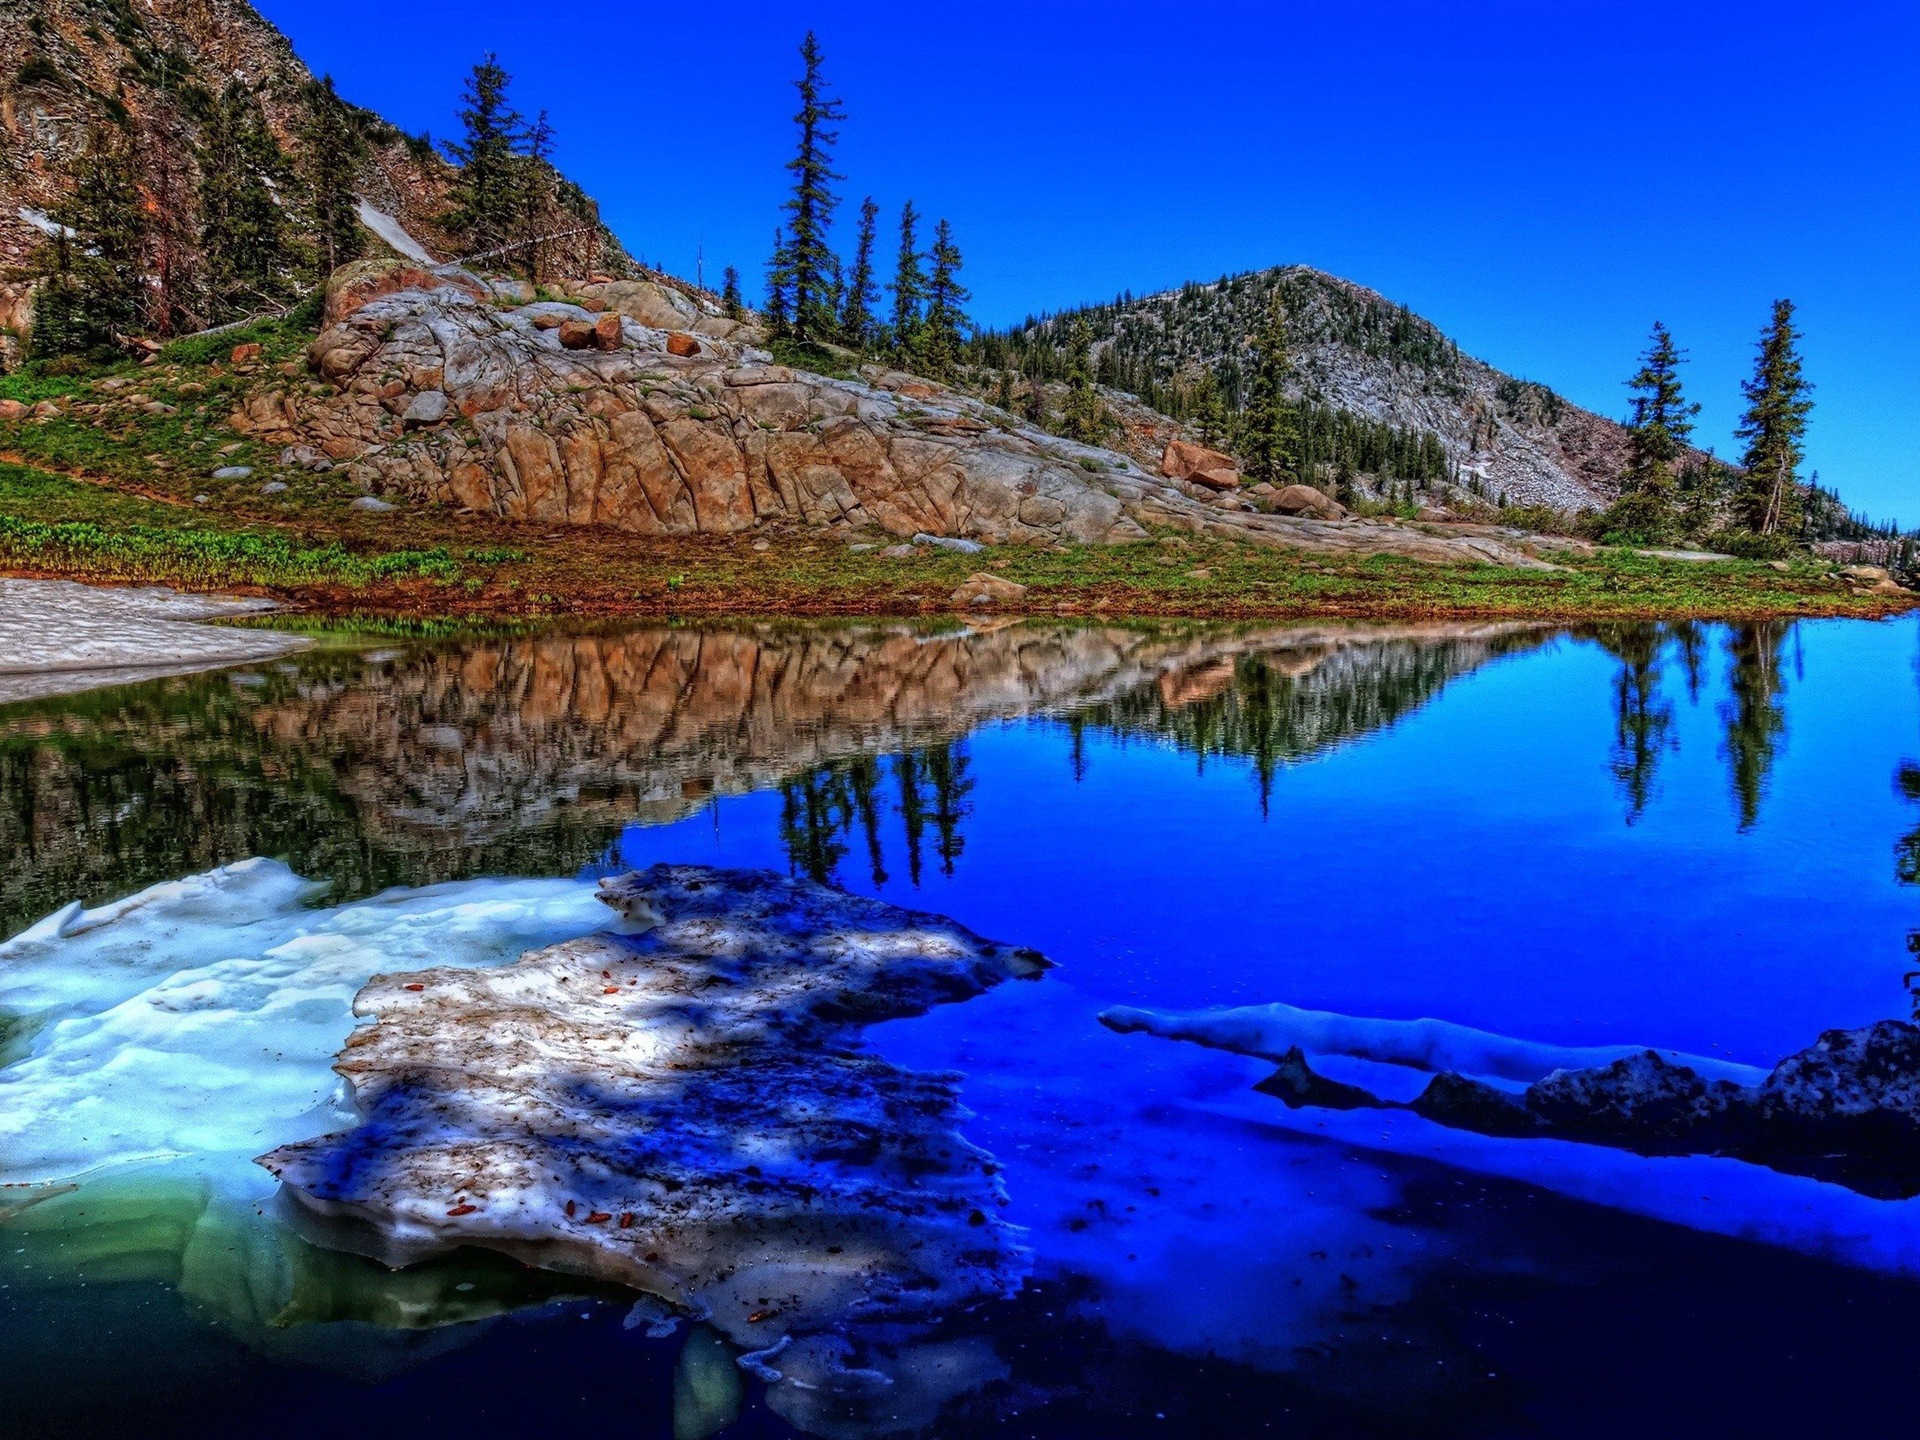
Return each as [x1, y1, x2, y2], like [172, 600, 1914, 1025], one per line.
[4, 614, 1919, 1438]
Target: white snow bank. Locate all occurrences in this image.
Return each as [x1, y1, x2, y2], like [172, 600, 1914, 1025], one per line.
[17, 207, 73, 239]
[1100, 999, 1766, 1086]
[0, 579, 309, 703]
[354, 200, 435, 264]
[0, 858, 610, 1184]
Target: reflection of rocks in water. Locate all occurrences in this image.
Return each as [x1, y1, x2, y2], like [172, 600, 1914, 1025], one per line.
[0, 619, 1546, 935]
[262, 866, 1050, 1437]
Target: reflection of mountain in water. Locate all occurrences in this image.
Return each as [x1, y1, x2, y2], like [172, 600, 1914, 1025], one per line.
[1065, 622, 1547, 808]
[0, 621, 1545, 936]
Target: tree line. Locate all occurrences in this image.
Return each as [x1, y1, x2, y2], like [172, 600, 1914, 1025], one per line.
[28, 55, 593, 360]
[756, 34, 972, 378]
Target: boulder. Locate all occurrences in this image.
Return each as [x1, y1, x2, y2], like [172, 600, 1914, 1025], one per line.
[557, 318, 597, 350]
[951, 572, 1029, 607]
[1190, 465, 1241, 492]
[401, 390, 450, 428]
[592, 312, 623, 352]
[666, 331, 700, 358]
[230, 342, 263, 366]
[1161, 437, 1238, 483]
[0, 398, 26, 423]
[1272, 484, 1348, 521]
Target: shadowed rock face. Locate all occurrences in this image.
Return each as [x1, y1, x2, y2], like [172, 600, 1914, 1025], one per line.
[234, 261, 1563, 564]
[0, 619, 1546, 936]
[260, 865, 1050, 1437]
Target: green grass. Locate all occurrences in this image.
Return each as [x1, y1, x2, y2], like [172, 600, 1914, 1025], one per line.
[0, 461, 459, 589]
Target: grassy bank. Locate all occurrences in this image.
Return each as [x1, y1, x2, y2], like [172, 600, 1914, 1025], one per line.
[1, 331, 1911, 624]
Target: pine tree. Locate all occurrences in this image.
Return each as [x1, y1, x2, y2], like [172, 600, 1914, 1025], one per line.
[38, 126, 148, 355]
[776, 32, 845, 341]
[200, 80, 294, 319]
[444, 54, 525, 256]
[1193, 366, 1230, 449]
[1060, 316, 1105, 443]
[839, 195, 879, 349]
[1609, 321, 1700, 540]
[1243, 290, 1298, 483]
[1734, 299, 1815, 536]
[138, 112, 202, 336]
[516, 108, 558, 280]
[888, 201, 925, 363]
[921, 218, 970, 380]
[720, 265, 743, 319]
[303, 76, 366, 275]
[764, 228, 792, 333]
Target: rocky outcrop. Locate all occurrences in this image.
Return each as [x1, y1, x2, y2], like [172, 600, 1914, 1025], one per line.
[241, 261, 1565, 564]
[1111, 997, 1920, 1199]
[260, 865, 1049, 1435]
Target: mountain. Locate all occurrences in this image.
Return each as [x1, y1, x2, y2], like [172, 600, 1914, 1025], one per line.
[980, 265, 1666, 511]
[0, 0, 624, 349]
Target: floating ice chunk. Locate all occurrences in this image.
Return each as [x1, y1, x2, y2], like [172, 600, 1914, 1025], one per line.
[1100, 999, 1765, 1086]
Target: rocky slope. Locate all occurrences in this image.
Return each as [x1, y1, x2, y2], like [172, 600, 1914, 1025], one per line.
[996, 266, 1690, 511]
[0, 0, 622, 343]
[229, 257, 1573, 564]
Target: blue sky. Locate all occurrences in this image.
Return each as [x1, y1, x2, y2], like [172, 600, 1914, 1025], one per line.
[260, 1, 1918, 521]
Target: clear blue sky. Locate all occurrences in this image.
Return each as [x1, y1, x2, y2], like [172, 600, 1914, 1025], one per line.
[260, 0, 1918, 521]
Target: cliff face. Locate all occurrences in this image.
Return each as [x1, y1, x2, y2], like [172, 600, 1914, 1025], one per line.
[1008, 266, 1690, 511]
[0, 0, 618, 330]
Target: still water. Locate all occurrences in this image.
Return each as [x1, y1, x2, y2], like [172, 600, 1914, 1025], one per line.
[3, 616, 1918, 1437]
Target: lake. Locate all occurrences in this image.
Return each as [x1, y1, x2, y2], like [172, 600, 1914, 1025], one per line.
[4, 615, 1918, 1438]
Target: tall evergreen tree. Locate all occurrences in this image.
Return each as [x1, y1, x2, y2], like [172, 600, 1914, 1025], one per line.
[775, 32, 845, 341]
[1734, 299, 1815, 536]
[200, 80, 294, 318]
[888, 201, 925, 361]
[1242, 289, 1298, 483]
[138, 112, 202, 336]
[921, 218, 970, 379]
[38, 126, 148, 355]
[1611, 321, 1700, 540]
[443, 54, 525, 255]
[302, 76, 366, 275]
[839, 195, 880, 348]
[720, 265, 743, 319]
[1060, 316, 1105, 443]
[516, 108, 559, 280]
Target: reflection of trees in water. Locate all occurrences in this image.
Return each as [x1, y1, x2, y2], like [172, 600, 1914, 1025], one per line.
[1592, 625, 1677, 826]
[1067, 631, 1543, 813]
[1720, 621, 1792, 832]
[778, 745, 973, 888]
[1587, 620, 1795, 831]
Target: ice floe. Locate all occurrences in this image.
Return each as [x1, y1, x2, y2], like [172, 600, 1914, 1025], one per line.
[259, 865, 1050, 1434]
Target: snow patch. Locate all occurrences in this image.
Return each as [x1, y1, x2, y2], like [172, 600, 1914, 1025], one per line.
[353, 200, 435, 264]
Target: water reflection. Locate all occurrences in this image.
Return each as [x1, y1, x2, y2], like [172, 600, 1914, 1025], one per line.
[1722, 621, 1794, 831]
[0, 620, 1547, 936]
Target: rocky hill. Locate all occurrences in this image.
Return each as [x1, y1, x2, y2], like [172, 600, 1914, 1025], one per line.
[986, 266, 1674, 511]
[0, 0, 623, 350]
[221, 256, 1575, 566]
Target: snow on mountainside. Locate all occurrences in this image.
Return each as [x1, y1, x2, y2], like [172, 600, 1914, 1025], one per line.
[1010, 266, 1668, 511]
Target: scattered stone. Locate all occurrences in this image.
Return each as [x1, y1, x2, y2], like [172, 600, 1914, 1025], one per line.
[0, 399, 26, 422]
[212, 465, 253, 480]
[751, 539, 770, 552]
[915, 533, 986, 555]
[531, 312, 565, 331]
[490, 278, 536, 304]
[557, 318, 597, 350]
[350, 496, 397, 512]
[847, 542, 876, 552]
[230, 342, 263, 365]
[260, 481, 289, 495]
[193, 494, 209, 504]
[666, 331, 700, 358]
[951, 571, 1028, 606]
[592, 312, 624, 352]
[881, 544, 915, 559]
